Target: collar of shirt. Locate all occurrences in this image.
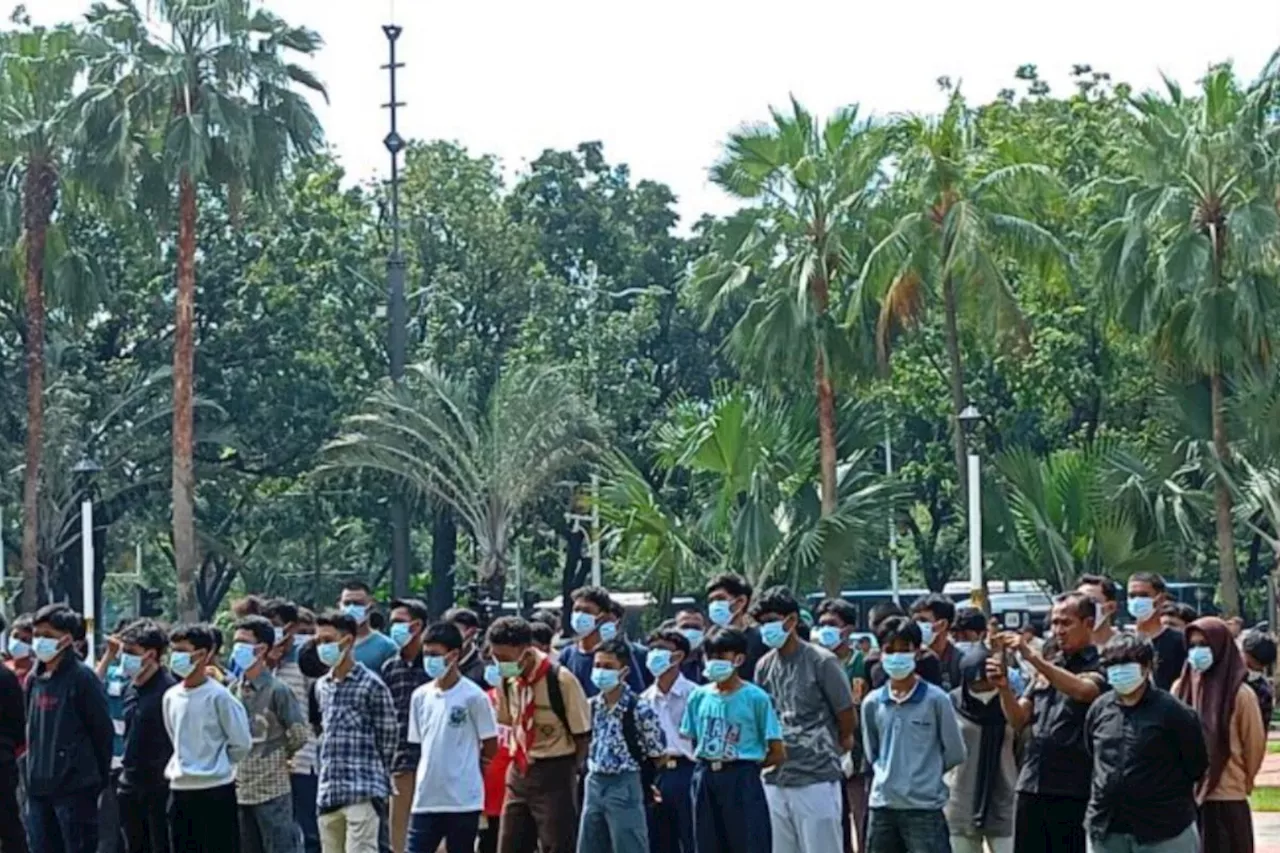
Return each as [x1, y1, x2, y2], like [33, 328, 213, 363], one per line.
[643, 674, 694, 702]
[879, 678, 927, 705]
[591, 685, 635, 715]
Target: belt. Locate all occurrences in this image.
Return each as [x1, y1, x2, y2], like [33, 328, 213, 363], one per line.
[656, 757, 693, 770]
[697, 759, 754, 772]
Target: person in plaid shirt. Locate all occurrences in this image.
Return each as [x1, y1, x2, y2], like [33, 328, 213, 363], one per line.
[382, 598, 430, 853]
[230, 616, 312, 853]
[314, 610, 399, 853]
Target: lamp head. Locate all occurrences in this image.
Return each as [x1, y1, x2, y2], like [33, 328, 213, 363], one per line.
[958, 404, 981, 439]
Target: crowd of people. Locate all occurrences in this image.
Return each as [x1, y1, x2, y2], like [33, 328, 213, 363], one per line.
[0, 570, 1275, 853]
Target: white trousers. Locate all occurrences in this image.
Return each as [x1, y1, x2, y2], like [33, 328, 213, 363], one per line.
[318, 800, 380, 853]
[951, 833, 1014, 853]
[764, 780, 844, 853]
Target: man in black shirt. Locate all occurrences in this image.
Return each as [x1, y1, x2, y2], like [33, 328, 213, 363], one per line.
[993, 592, 1106, 853]
[116, 620, 178, 853]
[909, 593, 963, 690]
[0, 623, 27, 853]
[1126, 572, 1187, 690]
[1084, 633, 1207, 852]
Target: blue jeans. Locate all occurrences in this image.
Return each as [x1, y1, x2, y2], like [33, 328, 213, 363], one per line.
[866, 808, 951, 853]
[578, 772, 649, 853]
[28, 789, 102, 853]
[406, 812, 481, 853]
[240, 793, 302, 853]
[648, 760, 694, 853]
[1086, 823, 1199, 853]
[291, 774, 320, 853]
[691, 761, 770, 853]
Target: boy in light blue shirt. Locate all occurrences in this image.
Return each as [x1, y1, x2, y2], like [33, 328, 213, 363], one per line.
[679, 627, 785, 853]
[862, 616, 966, 853]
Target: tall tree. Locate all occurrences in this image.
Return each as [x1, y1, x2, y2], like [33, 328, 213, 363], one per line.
[692, 101, 885, 595]
[79, 0, 325, 619]
[1095, 65, 1279, 616]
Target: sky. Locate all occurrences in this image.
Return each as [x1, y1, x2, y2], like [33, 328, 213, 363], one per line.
[12, 0, 1280, 225]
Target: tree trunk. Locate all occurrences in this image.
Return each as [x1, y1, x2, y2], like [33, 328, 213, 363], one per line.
[20, 158, 55, 613]
[173, 172, 199, 622]
[428, 508, 457, 618]
[810, 265, 840, 597]
[1210, 370, 1240, 617]
[941, 275, 970, 508]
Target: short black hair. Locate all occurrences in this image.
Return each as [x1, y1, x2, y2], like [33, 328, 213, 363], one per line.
[169, 623, 218, 652]
[1161, 602, 1198, 624]
[209, 625, 224, 651]
[868, 602, 906, 630]
[703, 626, 748, 656]
[263, 599, 299, 625]
[487, 616, 532, 648]
[1077, 573, 1119, 601]
[530, 610, 560, 632]
[315, 610, 359, 637]
[570, 586, 613, 612]
[121, 619, 168, 653]
[530, 622, 554, 647]
[442, 607, 480, 630]
[33, 604, 81, 635]
[705, 572, 752, 601]
[953, 607, 987, 634]
[647, 628, 691, 656]
[341, 579, 372, 594]
[752, 585, 800, 620]
[608, 598, 626, 619]
[1100, 631, 1155, 667]
[1128, 572, 1167, 594]
[296, 606, 316, 626]
[594, 637, 632, 662]
[391, 599, 430, 624]
[910, 593, 955, 624]
[1053, 591, 1095, 623]
[231, 596, 264, 618]
[298, 638, 328, 678]
[235, 615, 276, 648]
[422, 621, 463, 651]
[12, 613, 33, 632]
[815, 598, 858, 628]
[1244, 631, 1278, 667]
[876, 615, 923, 649]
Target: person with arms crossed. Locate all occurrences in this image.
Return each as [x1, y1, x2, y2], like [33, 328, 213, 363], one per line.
[641, 629, 698, 853]
[115, 620, 177, 853]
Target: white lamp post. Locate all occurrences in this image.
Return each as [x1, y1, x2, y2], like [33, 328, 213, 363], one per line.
[958, 405, 984, 613]
[73, 457, 102, 665]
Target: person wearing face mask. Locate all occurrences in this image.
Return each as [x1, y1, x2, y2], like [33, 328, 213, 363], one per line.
[910, 594, 963, 691]
[381, 599, 430, 853]
[163, 622, 253, 853]
[313, 610, 399, 853]
[864, 603, 945, 690]
[0, 612, 28, 853]
[442, 608, 490, 689]
[270, 605, 322, 853]
[704, 573, 766, 681]
[488, 616, 591, 853]
[339, 581, 398, 677]
[640, 629, 697, 853]
[1173, 617, 1264, 853]
[946, 646, 1018, 853]
[115, 619, 177, 853]
[753, 587, 855, 853]
[229, 616, 311, 853]
[678, 626, 785, 853]
[1160, 602, 1199, 635]
[1125, 573, 1187, 690]
[814, 598, 866, 853]
[674, 609, 707, 685]
[1084, 633, 1207, 853]
[479, 647, 514, 853]
[6, 612, 36, 688]
[558, 587, 648, 698]
[403, 622, 498, 853]
[1077, 574, 1120, 650]
[1241, 630, 1276, 732]
[605, 599, 654, 690]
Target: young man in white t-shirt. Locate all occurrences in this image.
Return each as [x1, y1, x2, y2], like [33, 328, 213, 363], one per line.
[406, 621, 499, 853]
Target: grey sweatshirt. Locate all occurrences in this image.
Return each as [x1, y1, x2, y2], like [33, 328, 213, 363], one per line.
[163, 678, 253, 790]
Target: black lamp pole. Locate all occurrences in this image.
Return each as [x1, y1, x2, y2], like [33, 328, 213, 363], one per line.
[383, 22, 411, 598]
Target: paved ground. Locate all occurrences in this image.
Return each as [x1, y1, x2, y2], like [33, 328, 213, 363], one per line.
[1259, 744, 1280, 852]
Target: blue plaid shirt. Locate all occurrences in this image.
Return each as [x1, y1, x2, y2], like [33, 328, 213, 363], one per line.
[587, 687, 666, 775]
[315, 662, 398, 810]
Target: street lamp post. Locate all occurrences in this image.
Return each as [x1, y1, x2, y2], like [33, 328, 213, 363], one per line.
[958, 404, 984, 613]
[73, 456, 102, 665]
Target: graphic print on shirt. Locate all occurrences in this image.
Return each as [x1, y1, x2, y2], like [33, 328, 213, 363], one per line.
[448, 706, 468, 727]
[700, 712, 742, 760]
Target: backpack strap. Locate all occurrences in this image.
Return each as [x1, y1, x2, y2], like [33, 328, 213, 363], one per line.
[620, 692, 644, 766]
[544, 662, 574, 737]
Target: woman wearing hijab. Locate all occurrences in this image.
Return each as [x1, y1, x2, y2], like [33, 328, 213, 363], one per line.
[946, 645, 1019, 853]
[1173, 616, 1266, 852]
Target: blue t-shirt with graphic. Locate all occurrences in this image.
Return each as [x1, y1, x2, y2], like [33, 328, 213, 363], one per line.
[679, 680, 781, 763]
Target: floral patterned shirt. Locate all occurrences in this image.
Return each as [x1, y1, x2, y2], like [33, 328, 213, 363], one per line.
[587, 687, 666, 775]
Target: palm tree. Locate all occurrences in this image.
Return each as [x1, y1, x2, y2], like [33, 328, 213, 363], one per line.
[856, 90, 1067, 512]
[691, 100, 886, 595]
[0, 21, 82, 611]
[1094, 65, 1279, 616]
[321, 364, 599, 595]
[78, 0, 326, 619]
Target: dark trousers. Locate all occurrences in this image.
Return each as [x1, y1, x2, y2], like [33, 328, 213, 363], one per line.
[477, 821, 499, 853]
[498, 755, 578, 853]
[168, 784, 240, 853]
[406, 812, 481, 853]
[647, 760, 694, 853]
[690, 761, 770, 853]
[1200, 799, 1253, 853]
[842, 775, 866, 853]
[1013, 793, 1086, 853]
[99, 771, 122, 853]
[0, 760, 28, 853]
[27, 789, 100, 853]
[866, 808, 950, 853]
[118, 786, 169, 853]
[290, 774, 320, 853]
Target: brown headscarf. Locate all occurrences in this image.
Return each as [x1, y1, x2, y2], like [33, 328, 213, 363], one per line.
[1174, 616, 1246, 801]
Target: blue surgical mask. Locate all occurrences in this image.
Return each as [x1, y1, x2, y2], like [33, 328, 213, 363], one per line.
[423, 655, 449, 679]
[570, 611, 597, 637]
[170, 651, 196, 679]
[1106, 662, 1146, 695]
[704, 659, 736, 683]
[293, 633, 314, 648]
[598, 621, 619, 642]
[591, 667, 621, 691]
[317, 642, 344, 668]
[915, 621, 935, 647]
[231, 642, 258, 672]
[882, 652, 917, 681]
[1127, 597, 1155, 621]
[7, 638, 30, 660]
[119, 652, 144, 678]
[484, 663, 503, 687]
[815, 626, 843, 649]
[390, 622, 414, 649]
[681, 628, 705, 650]
[761, 621, 789, 649]
[646, 649, 674, 677]
[32, 637, 62, 663]
[342, 603, 369, 624]
[708, 600, 733, 627]
[1188, 647, 1214, 673]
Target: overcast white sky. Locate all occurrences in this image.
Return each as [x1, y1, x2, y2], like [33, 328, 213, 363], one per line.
[12, 0, 1280, 223]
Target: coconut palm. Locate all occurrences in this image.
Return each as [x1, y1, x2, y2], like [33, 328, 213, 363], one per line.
[321, 363, 599, 595]
[77, 0, 326, 619]
[691, 100, 887, 595]
[1094, 64, 1279, 616]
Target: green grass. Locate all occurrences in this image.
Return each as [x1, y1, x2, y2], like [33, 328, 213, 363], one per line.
[1267, 741, 1280, 754]
[1251, 787, 1280, 812]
